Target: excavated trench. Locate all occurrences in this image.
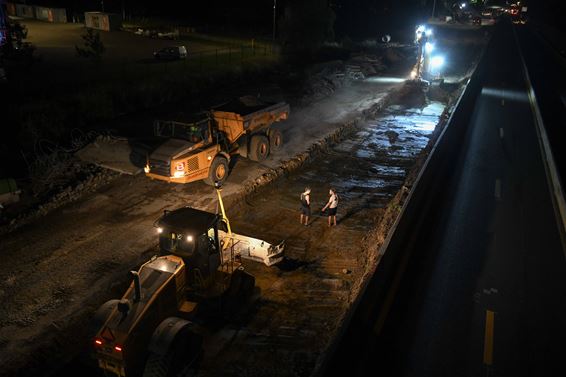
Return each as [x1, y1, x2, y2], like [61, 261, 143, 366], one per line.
[49, 91, 449, 377]
[191, 100, 447, 376]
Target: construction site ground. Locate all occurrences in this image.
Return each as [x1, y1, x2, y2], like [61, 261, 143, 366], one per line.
[0, 29, 486, 377]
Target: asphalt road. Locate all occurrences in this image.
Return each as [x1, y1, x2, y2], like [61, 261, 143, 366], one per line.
[326, 21, 566, 377]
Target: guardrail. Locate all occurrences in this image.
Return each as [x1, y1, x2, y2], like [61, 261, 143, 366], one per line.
[315, 29, 492, 377]
[513, 26, 566, 249]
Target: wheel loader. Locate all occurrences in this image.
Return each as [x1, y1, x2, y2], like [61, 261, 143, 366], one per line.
[91, 184, 284, 377]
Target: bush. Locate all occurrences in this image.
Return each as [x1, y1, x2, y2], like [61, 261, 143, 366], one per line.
[75, 29, 105, 60]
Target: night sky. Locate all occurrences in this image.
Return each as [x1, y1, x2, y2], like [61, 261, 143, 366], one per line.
[12, 0, 566, 36]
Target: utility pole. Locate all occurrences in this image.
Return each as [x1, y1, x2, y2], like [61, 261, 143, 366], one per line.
[272, 0, 277, 41]
[431, 0, 436, 18]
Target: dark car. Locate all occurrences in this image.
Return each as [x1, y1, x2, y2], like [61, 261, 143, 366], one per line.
[153, 46, 188, 60]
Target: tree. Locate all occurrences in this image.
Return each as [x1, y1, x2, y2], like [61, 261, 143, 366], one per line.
[75, 28, 105, 60]
[278, 0, 336, 55]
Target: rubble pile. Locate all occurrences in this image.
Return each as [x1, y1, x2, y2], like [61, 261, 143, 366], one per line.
[301, 61, 347, 103]
[345, 54, 387, 80]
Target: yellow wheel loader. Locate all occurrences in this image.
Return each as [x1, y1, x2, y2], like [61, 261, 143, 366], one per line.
[91, 184, 284, 376]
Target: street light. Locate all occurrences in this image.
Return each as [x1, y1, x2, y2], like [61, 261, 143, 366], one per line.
[272, 0, 277, 41]
[430, 56, 445, 70]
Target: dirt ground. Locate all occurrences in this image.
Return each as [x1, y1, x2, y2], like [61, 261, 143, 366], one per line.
[22, 19, 225, 63]
[0, 26, 487, 377]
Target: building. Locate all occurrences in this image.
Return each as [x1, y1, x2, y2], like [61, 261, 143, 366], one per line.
[84, 12, 121, 31]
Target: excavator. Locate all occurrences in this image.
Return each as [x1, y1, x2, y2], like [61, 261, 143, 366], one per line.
[91, 183, 284, 377]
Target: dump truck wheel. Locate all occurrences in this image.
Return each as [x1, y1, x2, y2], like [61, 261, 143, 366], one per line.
[249, 135, 270, 162]
[204, 157, 228, 186]
[269, 129, 283, 152]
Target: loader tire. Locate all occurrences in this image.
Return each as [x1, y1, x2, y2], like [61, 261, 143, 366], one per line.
[91, 299, 119, 337]
[248, 135, 270, 162]
[269, 128, 283, 152]
[204, 156, 228, 186]
[143, 329, 202, 377]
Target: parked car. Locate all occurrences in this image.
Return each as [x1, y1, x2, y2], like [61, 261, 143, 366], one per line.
[153, 45, 188, 60]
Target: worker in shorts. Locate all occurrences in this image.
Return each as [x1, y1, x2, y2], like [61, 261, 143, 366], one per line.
[321, 188, 339, 227]
[300, 187, 311, 226]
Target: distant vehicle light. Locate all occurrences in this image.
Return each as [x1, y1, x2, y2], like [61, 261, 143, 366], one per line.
[416, 25, 426, 34]
[157, 227, 163, 234]
[425, 42, 434, 54]
[94, 339, 103, 346]
[430, 56, 445, 69]
[425, 28, 433, 37]
[186, 235, 193, 242]
[144, 165, 150, 173]
[114, 345, 123, 352]
[461, 2, 466, 8]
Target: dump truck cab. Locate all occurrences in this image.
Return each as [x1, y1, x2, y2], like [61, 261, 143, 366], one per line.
[145, 117, 229, 185]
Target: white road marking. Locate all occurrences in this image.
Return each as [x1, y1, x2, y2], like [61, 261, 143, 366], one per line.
[495, 179, 502, 199]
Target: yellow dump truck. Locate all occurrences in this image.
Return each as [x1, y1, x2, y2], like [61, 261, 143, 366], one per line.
[144, 96, 289, 185]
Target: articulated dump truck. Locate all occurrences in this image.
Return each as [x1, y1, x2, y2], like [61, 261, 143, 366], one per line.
[91, 185, 284, 377]
[144, 95, 289, 185]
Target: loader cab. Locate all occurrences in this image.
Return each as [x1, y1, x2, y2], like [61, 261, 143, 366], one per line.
[155, 207, 223, 281]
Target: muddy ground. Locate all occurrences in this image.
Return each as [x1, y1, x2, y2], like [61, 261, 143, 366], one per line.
[0, 28, 486, 377]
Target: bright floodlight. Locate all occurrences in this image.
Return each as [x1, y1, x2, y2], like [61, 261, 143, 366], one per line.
[425, 42, 434, 54]
[416, 25, 426, 34]
[430, 56, 445, 69]
[186, 235, 193, 242]
[157, 227, 163, 234]
[461, 2, 466, 8]
[425, 28, 433, 37]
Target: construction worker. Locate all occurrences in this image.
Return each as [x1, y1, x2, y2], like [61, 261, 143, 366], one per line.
[321, 188, 339, 227]
[300, 187, 311, 226]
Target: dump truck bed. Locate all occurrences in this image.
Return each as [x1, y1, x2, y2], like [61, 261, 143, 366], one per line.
[213, 96, 288, 120]
[212, 96, 290, 144]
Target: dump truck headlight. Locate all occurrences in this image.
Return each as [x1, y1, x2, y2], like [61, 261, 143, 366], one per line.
[173, 171, 184, 178]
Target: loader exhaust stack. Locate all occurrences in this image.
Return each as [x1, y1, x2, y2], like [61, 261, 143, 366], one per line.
[131, 271, 141, 302]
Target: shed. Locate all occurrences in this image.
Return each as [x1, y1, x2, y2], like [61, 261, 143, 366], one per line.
[35, 7, 67, 23]
[15, 3, 34, 18]
[84, 12, 121, 31]
[6, 2, 16, 16]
